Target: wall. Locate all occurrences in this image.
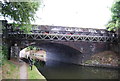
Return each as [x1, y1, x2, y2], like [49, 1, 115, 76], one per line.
[9, 39, 111, 65]
[54, 41, 110, 62]
[30, 41, 111, 65]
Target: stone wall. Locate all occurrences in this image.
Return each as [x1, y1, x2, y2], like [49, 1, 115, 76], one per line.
[110, 43, 120, 54]
[26, 41, 111, 65]
[54, 41, 110, 61]
[8, 39, 112, 65]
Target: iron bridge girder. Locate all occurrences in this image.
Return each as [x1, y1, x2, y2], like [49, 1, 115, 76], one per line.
[7, 33, 116, 42]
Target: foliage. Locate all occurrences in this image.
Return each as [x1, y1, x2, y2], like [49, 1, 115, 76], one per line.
[0, 45, 8, 66]
[0, 46, 3, 66]
[13, 23, 32, 33]
[107, 0, 120, 31]
[0, 1, 40, 32]
[2, 45, 8, 59]
[26, 46, 41, 51]
[26, 46, 37, 51]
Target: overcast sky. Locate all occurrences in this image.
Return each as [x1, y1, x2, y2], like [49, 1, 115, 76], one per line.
[34, 0, 114, 29]
[0, 0, 114, 29]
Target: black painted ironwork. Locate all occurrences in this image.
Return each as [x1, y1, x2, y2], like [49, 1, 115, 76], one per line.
[7, 33, 116, 42]
[2, 23, 117, 42]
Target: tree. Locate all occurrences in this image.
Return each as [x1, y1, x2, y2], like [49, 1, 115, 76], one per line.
[0, 1, 40, 32]
[107, 0, 120, 31]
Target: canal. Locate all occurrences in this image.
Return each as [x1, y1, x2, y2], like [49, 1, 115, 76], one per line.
[32, 43, 119, 80]
[37, 59, 119, 79]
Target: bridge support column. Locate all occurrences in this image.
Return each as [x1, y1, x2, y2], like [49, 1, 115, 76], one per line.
[4, 40, 17, 60]
[11, 44, 20, 60]
[5, 42, 11, 60]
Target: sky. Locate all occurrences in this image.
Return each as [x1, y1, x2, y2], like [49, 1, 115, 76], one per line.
[34, 0, 114, 29]
[0, 0, 114, 29]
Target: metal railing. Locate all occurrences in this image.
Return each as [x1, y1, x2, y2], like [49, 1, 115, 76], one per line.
[8, 33, 116, 42]
[2, 23, 117, 42]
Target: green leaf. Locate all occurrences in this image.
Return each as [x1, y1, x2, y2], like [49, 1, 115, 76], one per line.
[1, 1, 40, 32]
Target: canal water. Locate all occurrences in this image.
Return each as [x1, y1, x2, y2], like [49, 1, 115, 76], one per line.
[33, 43, 119, 80]
[37, 59, 119, 79]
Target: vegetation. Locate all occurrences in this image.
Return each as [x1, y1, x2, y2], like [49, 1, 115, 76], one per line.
[27, 65, 46, 79]
[26, 46, 38, 51]
[0, 44, 9, 80]
[2, 60, 19, 79]
[84, 51, 119, 67]
[107, 0, 120, 31]
[0, 1, 40, 32]
[0, 46, 2, 67]
[26, 46, 46, 69]
[0, 45, 8, 67]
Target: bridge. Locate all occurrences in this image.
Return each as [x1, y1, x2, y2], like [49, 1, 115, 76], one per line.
[4, 23, 117, 42]
[1, 20, 119, 65]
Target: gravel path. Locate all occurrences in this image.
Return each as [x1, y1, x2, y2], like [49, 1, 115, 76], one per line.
[20, 62, 28, 79]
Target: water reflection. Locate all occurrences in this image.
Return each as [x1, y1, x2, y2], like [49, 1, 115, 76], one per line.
[37, 60, 119, 79]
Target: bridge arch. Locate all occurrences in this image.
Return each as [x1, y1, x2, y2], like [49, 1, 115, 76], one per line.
[27, 42, 83, 65]
[17, 41, 83, 65]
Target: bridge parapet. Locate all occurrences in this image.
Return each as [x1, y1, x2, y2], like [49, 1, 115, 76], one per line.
[5, 24, 115, 36]
[1, 22, 117, 42]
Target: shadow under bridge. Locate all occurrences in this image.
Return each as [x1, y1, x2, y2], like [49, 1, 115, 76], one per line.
[33, 42, 83, 65]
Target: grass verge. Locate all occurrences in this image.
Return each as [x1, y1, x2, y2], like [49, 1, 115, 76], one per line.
[2, 60, 19, 79]
[27, 65, 46, 80]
